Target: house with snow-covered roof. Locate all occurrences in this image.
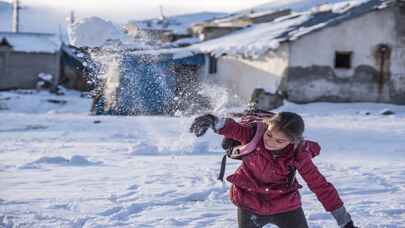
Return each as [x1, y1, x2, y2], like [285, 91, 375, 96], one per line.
[190, 9, 292, 41]
[192, 0, 405, 106]
[126, 12, 226, 44]
[0, 32, 62, 91]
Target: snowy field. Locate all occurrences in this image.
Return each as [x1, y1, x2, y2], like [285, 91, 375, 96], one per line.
[1, 90, 405, 228]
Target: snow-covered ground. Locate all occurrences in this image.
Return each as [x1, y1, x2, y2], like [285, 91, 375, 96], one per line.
[1, 90, 405, 228]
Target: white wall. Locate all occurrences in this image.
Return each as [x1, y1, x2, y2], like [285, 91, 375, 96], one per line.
[201, 43, 289, 102]
[389, 5, 405, 101]
[289, 8, 397, 78]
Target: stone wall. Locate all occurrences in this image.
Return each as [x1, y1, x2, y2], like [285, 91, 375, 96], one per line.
[280, 65, 395, 103]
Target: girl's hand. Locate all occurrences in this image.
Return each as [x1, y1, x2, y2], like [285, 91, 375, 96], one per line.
[190, 114, 218, 137]
[343, 221, 358, 228]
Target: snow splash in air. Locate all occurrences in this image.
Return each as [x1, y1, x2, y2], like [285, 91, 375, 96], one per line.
[86, 48, 242, 116]
[70, 17, 243, 116]
[89, 50, 177, 115]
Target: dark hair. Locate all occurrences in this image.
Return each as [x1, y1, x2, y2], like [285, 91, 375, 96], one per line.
[265, 112, 305, 144]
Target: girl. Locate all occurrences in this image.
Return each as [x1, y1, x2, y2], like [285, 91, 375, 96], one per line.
[190, 112, 357, 228]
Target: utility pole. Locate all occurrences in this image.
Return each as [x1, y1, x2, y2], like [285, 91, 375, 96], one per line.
[159, 5, 166, 21]
[12, 0, 21, 33]
[69, 10, 75, 25]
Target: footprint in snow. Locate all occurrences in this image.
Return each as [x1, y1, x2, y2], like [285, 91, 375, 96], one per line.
[19, 155, 103, 169]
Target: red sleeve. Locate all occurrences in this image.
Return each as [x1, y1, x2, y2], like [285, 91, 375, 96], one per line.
[296, 149, 344, 212]
[217, 118, 254, 144]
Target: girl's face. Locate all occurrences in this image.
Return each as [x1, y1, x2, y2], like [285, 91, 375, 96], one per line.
[263, 126, 291, 151]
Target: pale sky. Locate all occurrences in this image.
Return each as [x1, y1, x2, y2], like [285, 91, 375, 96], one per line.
[8, 0, 276, 22]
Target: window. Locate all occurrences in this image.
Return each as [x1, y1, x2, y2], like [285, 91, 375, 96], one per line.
[208, 54, 217, 74]
[334, 51, 352, 69]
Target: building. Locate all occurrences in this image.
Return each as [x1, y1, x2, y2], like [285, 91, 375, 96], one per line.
[190, 9, 291, 41]
[126, 12, 226, 44]
[191, 0, 405, 105]
[0, 32, 62, 91]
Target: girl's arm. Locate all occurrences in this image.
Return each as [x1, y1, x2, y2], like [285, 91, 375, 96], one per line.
[296, 143, 353, 227]
[190, 114, 254, 142]
[216, 118, 255, 144]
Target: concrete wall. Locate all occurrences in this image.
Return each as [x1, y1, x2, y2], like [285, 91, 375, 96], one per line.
[0, 52, 7, 80]
[0, 50, 60, 90]
[390, 2, 405, 103]
[284, 7, 405, 103]
[201, 43, 289, 103]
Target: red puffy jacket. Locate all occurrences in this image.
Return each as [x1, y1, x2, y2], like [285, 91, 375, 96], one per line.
[218, 118, 344, 215]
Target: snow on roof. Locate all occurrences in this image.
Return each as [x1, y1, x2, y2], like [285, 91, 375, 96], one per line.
[68, 16, 126, 48]
[129, 12, 227, 35]
[191, 13, 310, 58]
[206, 0, 352, 28]
[67, 16, 149, 50]
[206, 0, 349, 27]
[126, 47, 199, 60]
[190, 0, 391, 58]
[169, 37, 200, 47]
[0, 32, 62, 53]
[248, 9, 281, 19]
[241, 0, 351, 14]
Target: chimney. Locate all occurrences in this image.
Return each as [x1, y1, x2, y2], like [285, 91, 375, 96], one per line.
[12, 0, 21, 33]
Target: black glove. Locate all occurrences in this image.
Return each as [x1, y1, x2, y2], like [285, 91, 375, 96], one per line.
[343, 221, 358, 228]
[222, 138, 241, 150]
[222, 138, 241, 158]
[190, 114, 218, 137]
